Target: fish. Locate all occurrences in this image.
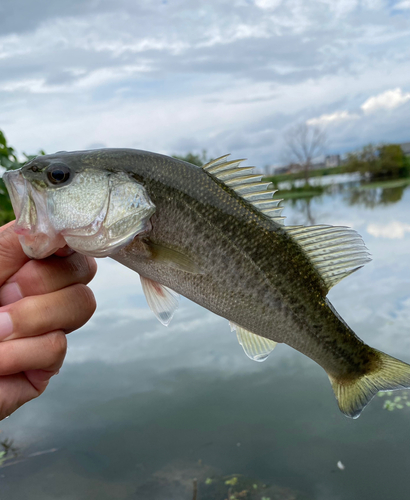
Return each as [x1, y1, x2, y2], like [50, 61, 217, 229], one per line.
[3, 148, 410, 418]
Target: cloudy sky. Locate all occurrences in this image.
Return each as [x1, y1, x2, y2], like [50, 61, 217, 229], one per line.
[0, 0, 409, 167]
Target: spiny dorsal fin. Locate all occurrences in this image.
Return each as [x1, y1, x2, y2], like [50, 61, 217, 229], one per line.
[230, 321, 277, 362]
[203, 155, 285, 225]
[203, 156, 370, 290]
[286, 224, 371, 291]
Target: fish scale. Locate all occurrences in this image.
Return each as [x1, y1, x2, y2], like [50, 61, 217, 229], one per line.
[4, 148, 410, 418]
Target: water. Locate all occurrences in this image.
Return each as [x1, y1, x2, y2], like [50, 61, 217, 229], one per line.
[1, 181, 410, 499]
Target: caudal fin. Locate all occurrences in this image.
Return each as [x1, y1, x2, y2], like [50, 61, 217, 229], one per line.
[328, 350, 410, 419]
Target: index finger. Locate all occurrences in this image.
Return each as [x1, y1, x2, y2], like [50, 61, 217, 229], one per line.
[0, 222, 30, 286]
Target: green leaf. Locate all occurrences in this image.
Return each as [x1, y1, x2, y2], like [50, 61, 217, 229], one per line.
[225, 477, 238, 486]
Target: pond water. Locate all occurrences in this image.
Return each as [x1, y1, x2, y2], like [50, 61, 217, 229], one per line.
[1, 181, 410, 500]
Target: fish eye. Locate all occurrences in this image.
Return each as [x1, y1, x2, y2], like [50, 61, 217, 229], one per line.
[47, 164, 71, 185]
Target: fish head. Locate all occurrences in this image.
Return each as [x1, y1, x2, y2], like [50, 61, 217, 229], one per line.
[3, 151, 156, 259]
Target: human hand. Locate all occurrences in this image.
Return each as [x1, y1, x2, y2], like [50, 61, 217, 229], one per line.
[0, 221, 97, 420]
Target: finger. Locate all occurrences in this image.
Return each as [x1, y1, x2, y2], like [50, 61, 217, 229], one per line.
[0, 331, 67, 376]
[0, 252, 97, 306]
[0, 284, 96, 341]
[54, 246, 75, 257]
[0, 221, 16, 234]
[0, 373, 46, 420]
[0, 222, 30, 285]
[0, 331, 67, 419]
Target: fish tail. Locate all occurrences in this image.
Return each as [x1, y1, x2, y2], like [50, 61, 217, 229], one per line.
[328, 349, 410, 419]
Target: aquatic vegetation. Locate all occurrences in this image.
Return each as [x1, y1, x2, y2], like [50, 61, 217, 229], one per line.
[0, 436, 18, 466]
[378, 391, 410, 411]
[203, 472, 299, 500]
[225, 476, 239, 486]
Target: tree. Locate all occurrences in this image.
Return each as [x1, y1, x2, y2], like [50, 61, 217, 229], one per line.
[344, 144, 379, 177]
[345, 143, 409, 180]
[379, 144, 407, 178]
[0, 130, 45, 224]
[0, 130, 19, 169]
[283, 123, 326, 185]
[173, 150, 208, 167]
[0, 131, 21, 220]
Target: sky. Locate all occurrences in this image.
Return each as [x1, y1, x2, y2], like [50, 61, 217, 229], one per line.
[0, 0, 409, 168]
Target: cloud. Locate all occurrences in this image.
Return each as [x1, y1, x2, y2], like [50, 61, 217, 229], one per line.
[367, 221, 410, 239]
[393, 0, 410, 9]
[0, 0, 410, 166]
[254, 0, 283, 10]
[306, 110, 359, 126]
[361, 88, 410, 113]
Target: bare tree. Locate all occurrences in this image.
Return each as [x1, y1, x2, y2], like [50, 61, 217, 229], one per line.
[283, 123, 327, 185]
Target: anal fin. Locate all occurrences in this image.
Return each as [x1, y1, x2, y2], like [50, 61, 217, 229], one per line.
[140, 276, 179, 326]
[230, 322, 277, 362]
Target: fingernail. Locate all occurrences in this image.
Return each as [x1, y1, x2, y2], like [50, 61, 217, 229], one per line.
[0, 282, 23, 306]
[0, 312, 13, 340]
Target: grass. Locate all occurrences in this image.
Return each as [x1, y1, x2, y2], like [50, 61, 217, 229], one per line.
[358, 178, 410, 190]
[265, 165, 353, 184]
[276, 186, 325, 199]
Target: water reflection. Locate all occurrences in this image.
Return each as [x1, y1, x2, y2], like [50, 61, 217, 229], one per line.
[1, 177, 410, 500]
[347, 184, 408, 208]
[284, 197, 317, 225]
[0, 437, 19, 467]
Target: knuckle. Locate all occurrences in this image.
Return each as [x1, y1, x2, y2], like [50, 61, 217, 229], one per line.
[73, 284, 97, 317]
[46, 331, 67, 360]
[30, 295, 52, 327]
[0, 227, 18, 260]
[0, 397, 12, 421]
[27, 260, 53, 294]
[85, 256, 98, 281]
[63, 253, 97, 284]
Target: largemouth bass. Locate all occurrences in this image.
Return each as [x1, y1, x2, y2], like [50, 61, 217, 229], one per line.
[3, 149, 410, 418]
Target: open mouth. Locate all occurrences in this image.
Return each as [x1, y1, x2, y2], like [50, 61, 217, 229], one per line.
[3, 170, 67, 259]
[3, 168, 157, 260]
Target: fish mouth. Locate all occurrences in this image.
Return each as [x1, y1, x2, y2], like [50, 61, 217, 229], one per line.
[3, 168, 156, 260]
[3, 170, 67, 259]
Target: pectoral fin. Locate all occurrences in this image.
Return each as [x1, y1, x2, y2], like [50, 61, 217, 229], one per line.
[147, 242, 202, 274]
[140, 276, 179, 326]
[230, 322, 277, 362]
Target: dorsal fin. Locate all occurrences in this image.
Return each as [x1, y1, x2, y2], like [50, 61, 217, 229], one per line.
[203, 155, 371, 291]
[286, 225, 372, 291]
[202, 155, 285, 225]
